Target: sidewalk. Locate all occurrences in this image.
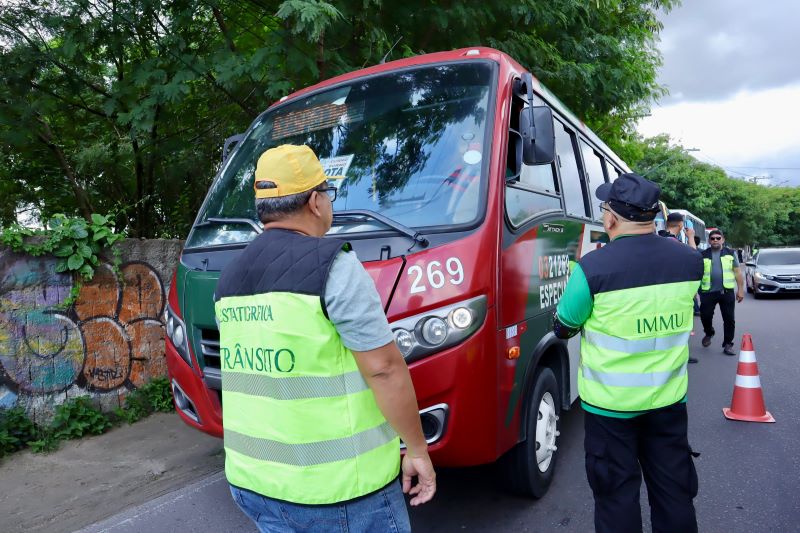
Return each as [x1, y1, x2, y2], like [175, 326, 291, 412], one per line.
[0, 413, 224, 533]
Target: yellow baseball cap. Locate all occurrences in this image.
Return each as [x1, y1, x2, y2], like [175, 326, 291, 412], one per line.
[253, 144, 342, 199]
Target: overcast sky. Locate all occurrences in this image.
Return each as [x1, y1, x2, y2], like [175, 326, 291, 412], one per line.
[637, 0, 800, 187]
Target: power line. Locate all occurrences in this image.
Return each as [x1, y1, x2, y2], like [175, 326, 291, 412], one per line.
[693, 153, 774, 182]
[723, 166, 800, 171]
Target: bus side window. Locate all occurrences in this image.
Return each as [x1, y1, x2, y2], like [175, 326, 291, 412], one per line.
[554, 122, 590, 218]
[580, 140, 607, 221]
[505, 94, 562, 227]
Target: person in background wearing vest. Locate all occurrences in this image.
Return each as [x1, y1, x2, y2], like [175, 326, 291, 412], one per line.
[214, 145, 436, 533]
[700, 229, 745, 356]
[552, 173, 703, 533]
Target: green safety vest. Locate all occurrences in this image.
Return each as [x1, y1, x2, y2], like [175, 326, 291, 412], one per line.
[214, 229, 399, 504]
[577, 234, 702, 412]
[701, 248, 736, 291]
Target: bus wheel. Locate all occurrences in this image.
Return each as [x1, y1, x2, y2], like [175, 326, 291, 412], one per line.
[501, 367, 561, 498]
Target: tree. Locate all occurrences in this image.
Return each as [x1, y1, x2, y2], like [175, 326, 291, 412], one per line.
[0, 0, 677, 237]
[625, 135, 800, 247]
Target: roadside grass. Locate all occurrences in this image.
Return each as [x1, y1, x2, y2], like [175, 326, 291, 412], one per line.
[0, 377, 174, 458]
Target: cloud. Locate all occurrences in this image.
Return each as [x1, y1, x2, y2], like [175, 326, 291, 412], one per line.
[656, 0, 800, 103]
[639, 83, 800, 186]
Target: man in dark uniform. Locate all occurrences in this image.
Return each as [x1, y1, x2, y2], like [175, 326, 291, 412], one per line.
[553, 173, 703, 533]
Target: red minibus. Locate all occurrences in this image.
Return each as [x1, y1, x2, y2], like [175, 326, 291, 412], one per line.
[164, 47, 629, 497]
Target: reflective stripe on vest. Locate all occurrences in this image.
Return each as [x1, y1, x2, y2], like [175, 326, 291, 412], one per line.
[216, 290, 400, 505]
[579, 280, 698, 412]
[581, 362, 688, 388]
[223, 370, 369, 400]
[583, 330, 690, 354]
[701, 253, 736, 291]
[224, 422, 396, 467]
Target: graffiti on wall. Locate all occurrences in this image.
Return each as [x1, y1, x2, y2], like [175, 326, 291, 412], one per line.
[0, 254, 167, 412]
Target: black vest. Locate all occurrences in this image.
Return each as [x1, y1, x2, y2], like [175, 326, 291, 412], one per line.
[215, 229, 348, 315]
[580, 233, 703, 296]
[700, 246, 735, 261]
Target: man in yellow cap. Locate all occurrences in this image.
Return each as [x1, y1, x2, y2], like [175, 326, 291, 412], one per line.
[214, 144, 435, 532]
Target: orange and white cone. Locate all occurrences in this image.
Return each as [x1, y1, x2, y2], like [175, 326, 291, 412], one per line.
[723, 334, 775, 423]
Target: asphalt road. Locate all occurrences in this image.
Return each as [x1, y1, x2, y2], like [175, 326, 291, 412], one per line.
[79, 292, 800, 533]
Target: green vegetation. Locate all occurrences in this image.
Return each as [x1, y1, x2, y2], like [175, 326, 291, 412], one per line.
[0, 378, 174, 458]
[0, 212, 126, 305]
[624, 135, 800, 247]
[115, 378, 176, 424]
[0, 0, 676, 238]
[0, 407, 37, 457]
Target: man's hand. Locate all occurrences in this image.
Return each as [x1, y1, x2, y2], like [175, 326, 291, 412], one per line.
[401, 452, 436, 506]
[736, 289, 745, 303]
[684, 227, 697, 249]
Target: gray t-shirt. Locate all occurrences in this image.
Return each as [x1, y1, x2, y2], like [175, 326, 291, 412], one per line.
[709, 249, 739, 291]
[325, 250, 394, 352]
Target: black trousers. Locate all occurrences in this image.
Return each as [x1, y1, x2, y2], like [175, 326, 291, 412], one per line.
[700, 289, 736, 345]
[584, 403, 698, 533]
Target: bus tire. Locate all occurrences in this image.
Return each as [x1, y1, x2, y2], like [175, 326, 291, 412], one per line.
[500, 367, 561, 498]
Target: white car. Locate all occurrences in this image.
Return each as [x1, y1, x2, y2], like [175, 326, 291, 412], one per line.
[745, 247, 800, 298]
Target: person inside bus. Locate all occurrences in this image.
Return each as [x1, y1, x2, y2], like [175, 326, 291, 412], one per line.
[553, 173, 702, 533]
[214, 144, 436, 532]
[443, 132, 482, 193]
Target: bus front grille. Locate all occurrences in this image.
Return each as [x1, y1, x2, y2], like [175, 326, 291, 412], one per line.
[199, 328, 221, 369]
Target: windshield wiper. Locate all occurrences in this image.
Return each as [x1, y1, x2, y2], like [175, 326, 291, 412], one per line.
[332, 209, 428, 247]
[196, 217, 263, 234]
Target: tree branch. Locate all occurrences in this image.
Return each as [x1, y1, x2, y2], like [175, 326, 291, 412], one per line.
[34, 115, 94, 221]
[29, 81, 109, 118]
[212, 7, 237, 53]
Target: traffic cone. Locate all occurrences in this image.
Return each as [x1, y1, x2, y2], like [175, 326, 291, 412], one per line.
[723, 334, 775, 423]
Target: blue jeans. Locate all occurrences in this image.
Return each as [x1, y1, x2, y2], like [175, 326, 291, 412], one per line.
[229, 479, 411, 533]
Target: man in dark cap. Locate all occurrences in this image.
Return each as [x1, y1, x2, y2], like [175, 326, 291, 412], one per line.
[552, 173, 703, 533]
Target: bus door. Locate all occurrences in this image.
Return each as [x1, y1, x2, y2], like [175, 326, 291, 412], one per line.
[499, 98, 593, 434]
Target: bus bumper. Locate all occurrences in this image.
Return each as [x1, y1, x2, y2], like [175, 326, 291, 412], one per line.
[165, 339, 223, 438]
[408, 320, 501, 467]
[165, 321, 505, 464]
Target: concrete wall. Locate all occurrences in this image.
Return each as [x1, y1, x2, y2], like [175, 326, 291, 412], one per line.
[0, 239, 183, 422]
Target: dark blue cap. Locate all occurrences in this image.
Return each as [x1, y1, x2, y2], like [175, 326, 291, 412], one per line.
[596, 173, 661, 221]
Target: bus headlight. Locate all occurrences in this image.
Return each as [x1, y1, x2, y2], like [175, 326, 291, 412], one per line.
[394, 329, 415, 357]
[165, 304, 193, 368]
[421, 318, 448, 345]
[450, 307, 473, 329]
[390, 295, 487, 363]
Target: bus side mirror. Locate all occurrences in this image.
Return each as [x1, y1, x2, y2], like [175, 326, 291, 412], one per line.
[223, 133, 245, 163]
[519, 106, 555, 165]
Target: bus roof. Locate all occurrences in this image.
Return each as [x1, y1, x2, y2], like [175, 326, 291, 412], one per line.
[268, 47, 630, 173]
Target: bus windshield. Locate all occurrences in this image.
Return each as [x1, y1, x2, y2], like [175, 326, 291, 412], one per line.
[186, 62, 495, 249]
